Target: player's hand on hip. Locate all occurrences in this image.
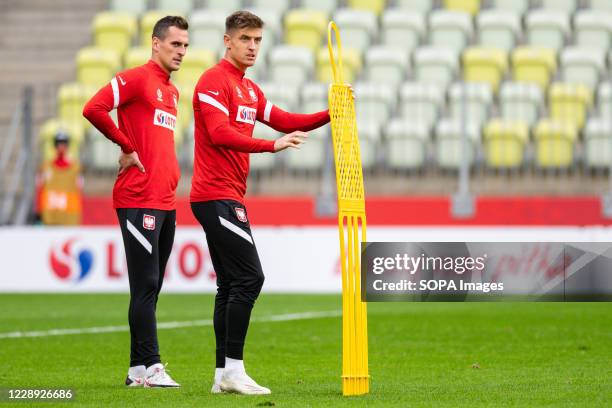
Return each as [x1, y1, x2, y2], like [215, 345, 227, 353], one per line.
[118, 151, 145, 174]
[274, 131, 308, 152]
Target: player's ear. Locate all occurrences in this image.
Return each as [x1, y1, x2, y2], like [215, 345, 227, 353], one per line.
[223, 33, 231, 49]
[152, 36, 160, 52]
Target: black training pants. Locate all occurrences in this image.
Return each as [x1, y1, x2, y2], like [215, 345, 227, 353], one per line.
[116, 208, 176, 368]
[191, 200, 265, 367]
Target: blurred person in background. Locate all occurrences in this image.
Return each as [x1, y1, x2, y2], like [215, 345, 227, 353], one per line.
[35, 131, 83, 225]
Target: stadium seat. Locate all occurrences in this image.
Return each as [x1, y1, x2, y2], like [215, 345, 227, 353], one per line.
[250, 124, 278, 171]
[332, 9, 378, 52]
[483, 119, 529, 168]
[302, 82, 328, 114]
[356, 120, 381, 170]
[88, 125, 122, 171]
[354, 82, 397, 126]
[395, 0, 433, 14]
[511, 46, 557, 91]
[251, 0, 291, 14]
[429, 10, 473, 54]
[125, 46, 150, 68]
[549, 82, 593, 130]
[140, 10, 184, 46]
[541, 0, 577, 13]
[381, 10, 425, 53]
[435, 118, 480, 169]
[285, 126, 328, 171]
[176, 84, 194, 139]
[76, 46, 121, 87]
[462, 47, 508, 93]
[574, 10, 612, 53]
[534, 119, 578, 168]
[347, 0, 387, 16]
[591, 0, 612, 11]
[598, 82, 612, 118]
[156, 0, 194, 14]
[188, 10, 226, 53]
[316, 47, 362, 83]
[399, 82, 446, 131]
[443, 0, 480, 16]
[205, 0, 242, 12]
[172, 48, 216, 89]
[414, 46, 459, 91]
[284, 9, 327, 52]
[40, 119, 85, 163]
[477, 10, 521, 52]
[490, 0, 529, 14]
[257, 83, 300, 111]
[300, 0, 339, 14]
[57, 82, 96, 128]
[385, 119, 429, 170]
[584, 118, 612, 168]
[92, 12, 137, 57]
[500, 82, 544, 127]
[109, 0, 147, 15]
[561, 47, 605, 91]
[365, 46, 410, 86]
[269, 46, 314, 85]
[448, 82, 493, 127]
[526, 9, 570, 51]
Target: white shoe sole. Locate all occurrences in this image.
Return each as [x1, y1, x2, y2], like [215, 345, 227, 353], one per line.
[220, 380, 271, 395]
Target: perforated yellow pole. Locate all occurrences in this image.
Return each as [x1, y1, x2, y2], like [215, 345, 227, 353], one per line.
[327, 21, 369, 396]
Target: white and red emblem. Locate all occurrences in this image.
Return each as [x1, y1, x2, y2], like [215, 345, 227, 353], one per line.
[235, 207, 247, 223]
[143, 214, 156, 230]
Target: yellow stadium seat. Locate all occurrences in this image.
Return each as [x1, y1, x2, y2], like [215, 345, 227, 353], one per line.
[348, 0, 387, 15]
[39, 119, 85, 162]
[172, 48, 216, 89]
[484, 119, 529, 168]
[176, 83, 194, 145]
[140, 10, 182, 46]
[512, 47, 557, 91]
[125, 46, 151, 68]
[549, 82, 593, 130]
[316, 47, 362, 84]
[463, 47, 508, 93]
[534, 119, 578, 168]
[92, 11, 137, 57]
[76, 46, 121, 87]
[57, 82, 97, 128]
[284, 9, 327, 52]
[444, 0, 480, 15]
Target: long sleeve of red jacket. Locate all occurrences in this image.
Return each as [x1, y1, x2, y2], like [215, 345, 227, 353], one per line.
[197, 89, 275, 153]
[254, 84, 330, 134]
[82, 73, 139, 154]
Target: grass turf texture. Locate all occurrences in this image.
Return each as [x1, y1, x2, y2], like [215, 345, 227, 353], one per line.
[0, 294, 610, 407]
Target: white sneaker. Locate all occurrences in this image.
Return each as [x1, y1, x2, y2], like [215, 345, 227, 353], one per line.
[220, 370, 271, 395]
[144, 363, 180, 388]
[211, 383, 225, 394]
[125, 365, 145, 387]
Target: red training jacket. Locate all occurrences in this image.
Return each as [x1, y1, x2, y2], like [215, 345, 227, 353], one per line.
[190, 59, 330, 204]
[83, 60, 180, 210]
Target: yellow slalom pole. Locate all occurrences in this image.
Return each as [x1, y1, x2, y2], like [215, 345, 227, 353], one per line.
[327, 21, 369, 396]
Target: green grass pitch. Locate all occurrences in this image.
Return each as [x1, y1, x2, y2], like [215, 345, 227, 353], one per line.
[0, 294, 610, 407]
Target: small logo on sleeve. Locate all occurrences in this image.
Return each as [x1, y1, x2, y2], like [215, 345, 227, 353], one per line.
[235, 207, 247, 223]
[236, 106, 257, 125]
[118, 75, 127, 86]
[153, 109, 177, 131]
[143, 214, 156, 230]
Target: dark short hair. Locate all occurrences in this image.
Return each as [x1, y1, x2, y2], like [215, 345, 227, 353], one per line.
[152, 16, 189, 39]
[225, 10, 264, 33]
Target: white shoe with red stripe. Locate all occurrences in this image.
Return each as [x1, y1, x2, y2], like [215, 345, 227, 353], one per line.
[144, 363, 180, 388]
[125, 365, 145, 387]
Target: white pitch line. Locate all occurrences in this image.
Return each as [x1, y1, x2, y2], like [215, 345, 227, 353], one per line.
[0, 310, 341, 340]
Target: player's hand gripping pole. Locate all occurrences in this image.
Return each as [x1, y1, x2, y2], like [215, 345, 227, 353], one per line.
[327, 21, 369, 397]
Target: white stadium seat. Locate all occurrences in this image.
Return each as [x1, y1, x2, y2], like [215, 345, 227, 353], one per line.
[435, 118, 481, 169]
[574, 11, 612, 53]
[381, 9, 425, 53]
[414, 46, 459, 91]
[268, 46, 314, 85]
[190, 10, 227, 54]
[399, 82, 446, 131]
[385, 119, 429, 170]
[354, 82, 397, 126]
[333, 8, 378, 52]
[561, 47, 605, 91]
[429, 10, 473, 54]
[477, 10, 521, 52]
[526, 9, 570, 51]
[500, 82, 544, 127]
[448, 82, 493, 128]
[365, 46, 410, 86]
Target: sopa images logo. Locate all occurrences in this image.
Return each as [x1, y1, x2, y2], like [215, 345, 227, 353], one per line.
[49, 238, 94, 282]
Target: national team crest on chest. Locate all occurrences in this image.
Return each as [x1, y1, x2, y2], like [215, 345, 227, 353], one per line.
[248, 88, 258, 102]
[156, 88, 163, 102]
[235, 207, 247, 223]
[143, 214, 156, 230]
